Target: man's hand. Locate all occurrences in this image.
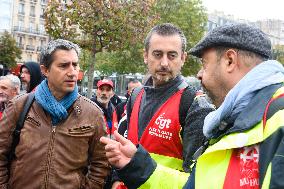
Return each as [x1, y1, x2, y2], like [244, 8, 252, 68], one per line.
[100, 131, 137, 168]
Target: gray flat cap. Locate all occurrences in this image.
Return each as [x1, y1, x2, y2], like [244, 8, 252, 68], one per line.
[189, 23, 272, 58]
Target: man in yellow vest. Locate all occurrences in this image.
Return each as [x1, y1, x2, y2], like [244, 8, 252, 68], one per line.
[100, 23, 284, 189]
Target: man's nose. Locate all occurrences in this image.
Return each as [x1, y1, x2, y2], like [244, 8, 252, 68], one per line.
[160, 55, 169, 67]
[196, 69, 203, 80]
[67, 66, 77, 77]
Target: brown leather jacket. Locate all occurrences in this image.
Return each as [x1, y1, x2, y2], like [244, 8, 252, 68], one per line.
[0, 93, 110, 189]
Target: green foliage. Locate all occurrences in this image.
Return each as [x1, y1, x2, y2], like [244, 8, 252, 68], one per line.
[153, 0, 207, 76]
[45, 0, 207, 78]
[95, 44, 146, 75]
[45, 0, 157, 53]
[79, 49, 94, 71]
[0, 31, 22, 68]
[273, 45, 284, 65]
[45, 0, 157, 97]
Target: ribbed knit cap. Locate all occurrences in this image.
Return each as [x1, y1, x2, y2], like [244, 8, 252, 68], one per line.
[189, 23, 272, 58]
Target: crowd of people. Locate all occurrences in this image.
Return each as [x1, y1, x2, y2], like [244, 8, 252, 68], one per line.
[0, 22, 283, 189]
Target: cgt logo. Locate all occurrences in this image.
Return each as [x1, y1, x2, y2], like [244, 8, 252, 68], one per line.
[155, 113, 172, 130]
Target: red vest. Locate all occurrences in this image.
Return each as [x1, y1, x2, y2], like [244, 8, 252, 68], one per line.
[104, 109, 118, 138]
[128, 89, 184, 159]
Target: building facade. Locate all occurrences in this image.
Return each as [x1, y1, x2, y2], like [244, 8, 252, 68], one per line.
[0, 0, 50, 63]
[0, 0, 14, 33]
[207, 11, 284, 46]
[11, 0, 49, 63]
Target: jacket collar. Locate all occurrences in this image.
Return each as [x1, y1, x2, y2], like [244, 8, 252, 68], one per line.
[225, 83, 283, 135]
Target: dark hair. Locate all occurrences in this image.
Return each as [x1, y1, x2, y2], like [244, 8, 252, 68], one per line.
[40, 39, 80, 69]
[144, 23, 187, 52]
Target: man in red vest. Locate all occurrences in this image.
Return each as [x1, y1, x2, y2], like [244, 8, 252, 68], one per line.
[91, 79, 118, 138]
[112, 23, 214, 188]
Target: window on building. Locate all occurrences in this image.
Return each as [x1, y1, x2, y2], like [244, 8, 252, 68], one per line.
[18, 3, 25, 14]
[40, 39, 45, 46]
[17, 36, 23, 46]
[28, 54, 33, 61]
[39, 23, 45, 33]
[28, 38, 33, 46]
[29, 22, 34, 32]
[30, 6, 35, 17]
[40, 7, 45, 18]
[18, 20, 24, 31]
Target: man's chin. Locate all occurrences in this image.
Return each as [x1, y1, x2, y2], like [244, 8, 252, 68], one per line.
[154, 75, 173, 84]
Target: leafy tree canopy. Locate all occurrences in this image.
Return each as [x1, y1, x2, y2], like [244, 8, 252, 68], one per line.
[0, 31, 22, 68]
[93, 0, 208, 76]
[45, 0, 157, 97]
[153, 0, 207, 76]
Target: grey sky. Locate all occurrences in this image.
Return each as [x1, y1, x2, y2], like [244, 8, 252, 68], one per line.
[202, 0, 284, 21]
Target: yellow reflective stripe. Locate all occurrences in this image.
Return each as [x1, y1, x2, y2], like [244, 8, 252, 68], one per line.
[264, 110, 284, 139]
[139, 164, 189, 189]
[272, 85, 284, 98]
[204, 86, 284, 154]
[196, 150, 232, 189]
[261, 163, 271, 189]
[150, 153, 183, 171]
[204, 123, 263, 154]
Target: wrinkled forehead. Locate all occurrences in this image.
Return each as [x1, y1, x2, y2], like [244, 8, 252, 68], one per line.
[148, 33, 183, 51]
[0, 79, 13, 88]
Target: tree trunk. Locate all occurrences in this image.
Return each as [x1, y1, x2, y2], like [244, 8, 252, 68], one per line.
[86, 34, 97, 98]
[86, 60, 95, 98]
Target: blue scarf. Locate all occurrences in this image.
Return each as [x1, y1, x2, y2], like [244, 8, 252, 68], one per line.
[204, 60, 284, 138]
[35, 79, 78, 125]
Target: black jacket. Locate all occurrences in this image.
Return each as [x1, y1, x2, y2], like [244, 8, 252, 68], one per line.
[91, 96, 115, 125]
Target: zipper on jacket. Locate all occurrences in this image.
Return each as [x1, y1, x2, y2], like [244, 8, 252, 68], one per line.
[44, 124, 57, 189]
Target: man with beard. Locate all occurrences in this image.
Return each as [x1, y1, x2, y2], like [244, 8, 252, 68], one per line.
[91, 79, 118, 138]
[100, 23, 284, 189]
[20, 61, 44, 93]
[111, 23, 214, 188]
[0, 75, 21, 118]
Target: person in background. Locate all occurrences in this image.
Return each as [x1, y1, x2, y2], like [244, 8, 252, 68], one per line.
[0, 39, 110, 188]
[100, 23, 284, 189]
[0, 74, 21, 118]
[20, 61, 44, 93]
[110, 93, 122, 107]
[91, 79, 119, 189]
[115, 79, 142, 134]
[91, 79, 118, 138]
[111, 23, 214, 189]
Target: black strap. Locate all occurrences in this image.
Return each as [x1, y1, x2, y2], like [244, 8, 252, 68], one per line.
[9, 93, 35, 161]
[130, 86, 143, 111]
[266, 95, 284, 120]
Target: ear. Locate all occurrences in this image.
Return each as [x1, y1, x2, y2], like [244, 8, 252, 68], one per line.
[181, 52, 187, 67]
[12, 88, 18, 96]
[224, 49, 238, 73]
[40, 65, 49, 78]
[143, 49, 148, 65]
